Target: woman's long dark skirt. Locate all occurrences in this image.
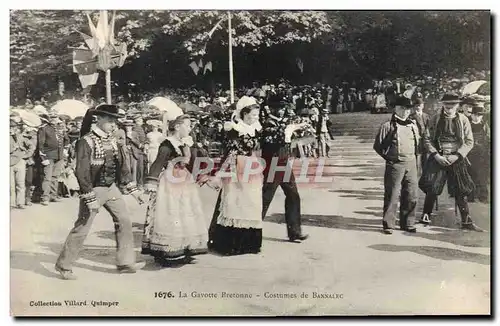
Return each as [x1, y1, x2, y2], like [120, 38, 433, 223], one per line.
[209, 224, 262, 256]
[208, 190, 262, 255]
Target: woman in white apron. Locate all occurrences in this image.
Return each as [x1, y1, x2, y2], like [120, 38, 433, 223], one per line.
[142, 114, 208, 266]
[207, 97, 264, 255]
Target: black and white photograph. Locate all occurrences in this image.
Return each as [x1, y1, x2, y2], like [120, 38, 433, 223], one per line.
[8, 6, 492, 316]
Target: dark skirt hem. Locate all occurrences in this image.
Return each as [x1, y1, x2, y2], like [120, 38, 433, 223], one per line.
[142, 245, 208, 258]
[208, 224, 262, 256]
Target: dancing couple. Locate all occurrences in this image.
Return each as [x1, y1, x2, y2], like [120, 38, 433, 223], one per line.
[143, 96, 308, 265]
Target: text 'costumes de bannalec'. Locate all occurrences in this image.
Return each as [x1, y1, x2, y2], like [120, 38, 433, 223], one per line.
[142, 136, 208, 263]
[56, 107, 142, 277]
[208, 120, 264, 255]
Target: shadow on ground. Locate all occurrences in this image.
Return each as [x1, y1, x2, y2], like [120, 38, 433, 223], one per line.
[265, 213, 382, 234]
[330, 189, 384, 201]
[369, 244, 490, 265]
[10, 243, 125, 280]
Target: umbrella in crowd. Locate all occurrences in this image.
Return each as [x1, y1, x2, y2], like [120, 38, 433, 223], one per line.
[51, 99, 89, 119]
[179, 102, 201, 113]
[11, 109, 42, 127]
[147, 96, 184, 120]
[461, 80, 487, 96]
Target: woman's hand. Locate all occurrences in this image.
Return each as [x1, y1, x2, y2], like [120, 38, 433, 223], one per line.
[196, 174, 211, 187]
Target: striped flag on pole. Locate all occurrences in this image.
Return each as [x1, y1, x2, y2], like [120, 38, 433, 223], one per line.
[73, 48, 99, 88]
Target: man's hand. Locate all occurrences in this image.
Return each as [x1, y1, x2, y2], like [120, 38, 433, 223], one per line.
[446, 154, 460, 165]
[144, 183, 157, 194]
[138, 192, 150, 204]
[434, 154, 450, 166]
[131, 191, 146, 205]
[86, 199, 100, 212]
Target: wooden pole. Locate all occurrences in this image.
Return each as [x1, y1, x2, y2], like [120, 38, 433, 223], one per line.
[102, 10, 112, 104]
[228, 11, 234, 104]
[105, 70, 112, 104]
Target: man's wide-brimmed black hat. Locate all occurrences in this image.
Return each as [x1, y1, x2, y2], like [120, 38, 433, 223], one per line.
[472, 106, 485, 115]
[79, 104, 123, 137]
[93, 104, 123, 118]
[441, 92, 461, 103]
[394, 96, 413, 108]
[413, 97, 424, 105]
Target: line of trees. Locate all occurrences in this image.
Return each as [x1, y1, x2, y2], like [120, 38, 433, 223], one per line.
[10, 10, 490, 103]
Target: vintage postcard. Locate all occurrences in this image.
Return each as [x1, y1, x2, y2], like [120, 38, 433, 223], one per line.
[9, 8, 491, 316]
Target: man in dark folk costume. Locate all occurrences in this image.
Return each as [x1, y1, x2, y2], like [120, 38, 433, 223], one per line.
[418, 93, 484, 232]
[374, 96, 420, 234]
[55, 104, 145, 280]
[260, 99, 308, 242]
[467, 101, 490, 203]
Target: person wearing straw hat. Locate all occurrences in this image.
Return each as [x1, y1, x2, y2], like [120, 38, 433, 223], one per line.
[55, 104, 146, 280]
[10, 116, 35, 209]
[112, 109, 128, 147]
[37, 112, 66, 205]
[467, 102, 490, 203]
[419, 92, 483, 232]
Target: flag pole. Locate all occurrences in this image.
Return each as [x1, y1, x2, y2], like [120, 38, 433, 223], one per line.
[228, 11, 234, 104]
[106, 70, 112, 104]
[102, 10, 112, 104]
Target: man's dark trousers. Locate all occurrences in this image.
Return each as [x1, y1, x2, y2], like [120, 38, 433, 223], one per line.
[382, 158, 418, 230]
[136, 154, 145, 186]
[261, 161, 302, 239]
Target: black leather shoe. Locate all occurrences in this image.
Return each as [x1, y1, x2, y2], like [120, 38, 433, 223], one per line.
[402, 227, 417, 233]
[289, 234, 309, 242]
[418, 214, 431, 225]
